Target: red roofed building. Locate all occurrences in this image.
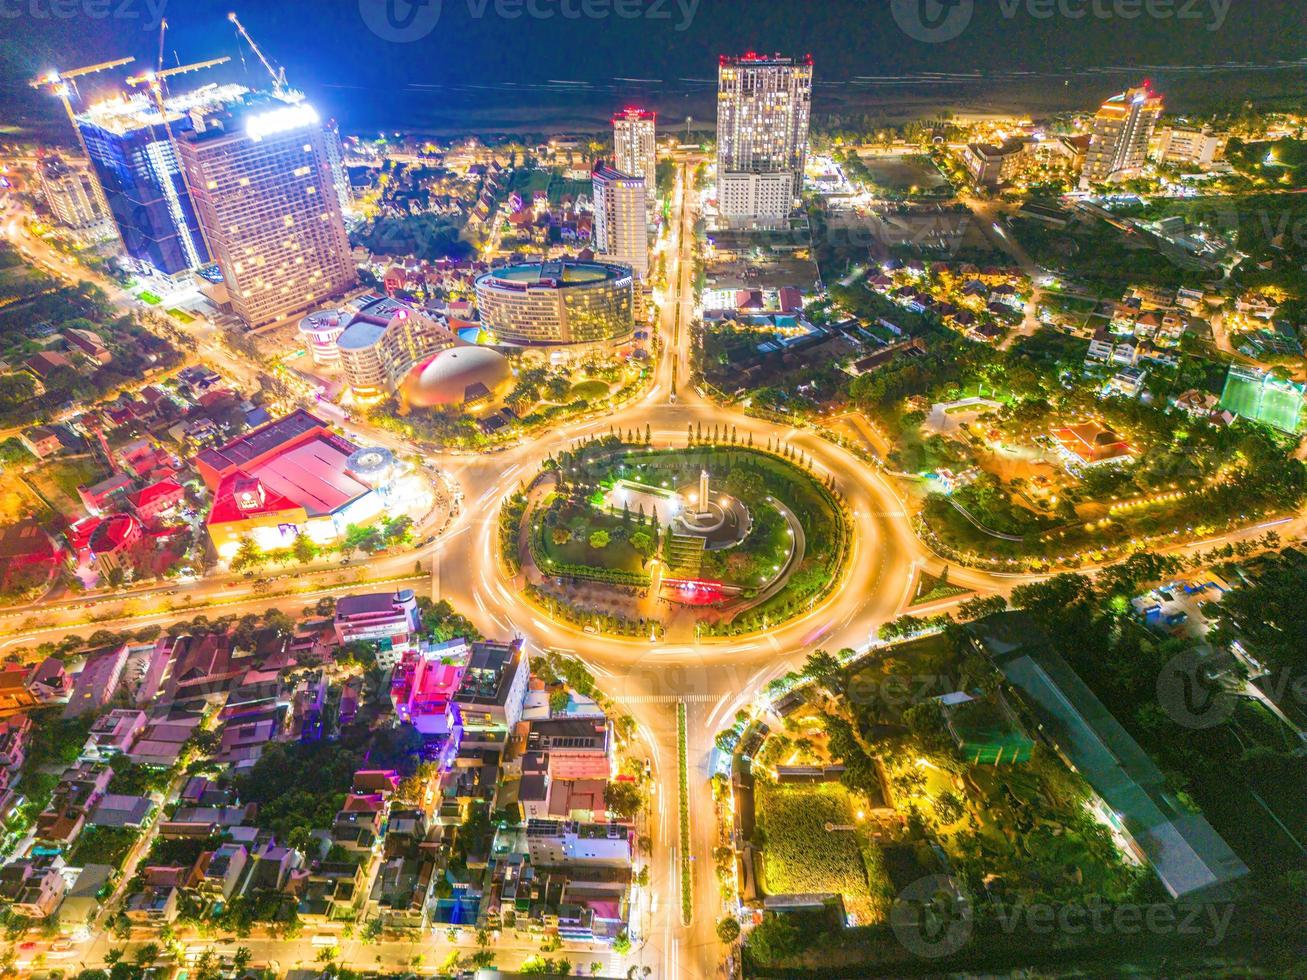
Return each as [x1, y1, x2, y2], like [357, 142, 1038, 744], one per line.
[129, 480, 186, 524]
[88, 513, 143, 576]
[24, 351, 70, 380]
[202, 411, 384, 560]
[0, 520, 63, 592]
[78, 473, 135, 517]
[1052, 421, 1134, 467]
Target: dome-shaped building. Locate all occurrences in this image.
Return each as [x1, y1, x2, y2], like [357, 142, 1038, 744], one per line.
[401, 345, 512, 408]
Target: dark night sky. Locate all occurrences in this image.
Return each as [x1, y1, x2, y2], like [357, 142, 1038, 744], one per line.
[2, 0, 1304, 137]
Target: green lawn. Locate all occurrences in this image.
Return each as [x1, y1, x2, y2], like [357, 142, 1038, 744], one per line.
[756, 781, 888, 921]
[166, 308, 195, 324]
[1220, 369, 1305, 433]
[138, 291, 162, 305]
[567, 379, 611, 402]
[541, 504, 644, 573]
[29, 456, 108, 515]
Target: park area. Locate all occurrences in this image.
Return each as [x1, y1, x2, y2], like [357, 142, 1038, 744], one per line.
[850, 152, 952, 196]
[517, 439, 850, 636]
[755, 781, 890, 923]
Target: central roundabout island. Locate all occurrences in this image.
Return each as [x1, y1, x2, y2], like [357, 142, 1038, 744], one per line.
[501, 436, 853, 641]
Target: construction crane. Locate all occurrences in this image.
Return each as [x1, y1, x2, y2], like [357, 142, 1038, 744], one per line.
[125, 57, 231, 270]
[29, 57, 136, 130]
[29, 57, 136, 253]
[228, 12, 287, 95]
[156, 17, 168, 74]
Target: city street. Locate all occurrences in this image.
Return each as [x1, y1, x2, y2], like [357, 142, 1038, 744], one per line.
[4, 160, 1302, 979]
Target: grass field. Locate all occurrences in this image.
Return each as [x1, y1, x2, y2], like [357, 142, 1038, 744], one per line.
[166, 308, 194, 323]
[567, 379, 610, 402]
[29, 456, 107, 517]
[0, 473, 44, 525]
[756, 781, 875, 906]
[138, 290, 162, 305]
[1220, 369, 1304, 433]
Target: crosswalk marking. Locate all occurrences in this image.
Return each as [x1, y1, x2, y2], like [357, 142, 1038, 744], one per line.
[612, 693, 726, 704]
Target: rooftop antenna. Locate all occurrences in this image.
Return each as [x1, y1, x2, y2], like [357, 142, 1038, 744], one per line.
[156, 17, 167, 74]
[228, 12, 288, 95]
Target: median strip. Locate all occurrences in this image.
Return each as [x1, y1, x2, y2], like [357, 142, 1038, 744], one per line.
[678, 700, 692, 926]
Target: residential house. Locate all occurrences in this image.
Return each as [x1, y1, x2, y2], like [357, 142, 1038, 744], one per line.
[0, 855, 67, 918]
[88, 793, 154, 829]
[82, 708, 147, 761]
[64, 644, 130, 718]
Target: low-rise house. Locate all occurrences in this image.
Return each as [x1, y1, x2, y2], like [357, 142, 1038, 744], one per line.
[243, 841, 301, 893]
[127, 716, 200, 767]
[527, 718, 613, 781]
[35, 764, 112, 845]
[0, 715, 32, 771]
[88, 793, 154, 829]
[82, 708, 147, 761]
[64, 644, 130, 719]
[125, 885, 179, 924]
[27, 656, 71, 702]
[0, 855, 66, 918]
[333, 589, 423, 670]
[58, 863, 114, 931]
[525, 820, 632, 869]
[198, 842, 248, 900]
[452, 639, 529, 737]
[332, 794, 384, 853]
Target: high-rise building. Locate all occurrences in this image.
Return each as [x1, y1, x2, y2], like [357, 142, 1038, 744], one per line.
[177, 95, 356, 327]
[591, 163, 648, 280]
[323, 119, 353, 214]
[612, 108, 656, 217]
[77, 86, 245, 276]
[38, 155, 109, 231]
[1079, 83, 1164, 189]
[716, 53, 812, 226]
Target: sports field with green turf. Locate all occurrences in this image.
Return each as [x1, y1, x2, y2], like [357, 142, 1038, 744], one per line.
[1220, 369, 1304, 433]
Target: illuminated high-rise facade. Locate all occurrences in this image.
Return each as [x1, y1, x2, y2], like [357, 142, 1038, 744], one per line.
[1080, 83, 1164, 189]
[592, 163, 649, 280]
[178, 96, 355, 327]
[716, 53, 812, 226]
[612, 108, 656, 218]
[77, 88, 232, 275]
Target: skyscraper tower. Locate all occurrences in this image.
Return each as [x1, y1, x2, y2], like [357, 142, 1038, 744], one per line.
[612, 107, 656, 218]
[592, 162, 649, 280]
[1079, 82, 1164, 189]
[77, 89, 220, 276]
[716, 53, 812, 227]
[178, 95, 355, 327]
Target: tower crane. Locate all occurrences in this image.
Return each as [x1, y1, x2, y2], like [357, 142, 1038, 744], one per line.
[29, 57, 137, 137]
[228, 12, 288, 95]
[29, 57, 136, 253]
[124, 57, 231, 270]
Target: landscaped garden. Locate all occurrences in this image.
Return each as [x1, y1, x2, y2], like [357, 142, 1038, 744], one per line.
[511, 434, 852, 637]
